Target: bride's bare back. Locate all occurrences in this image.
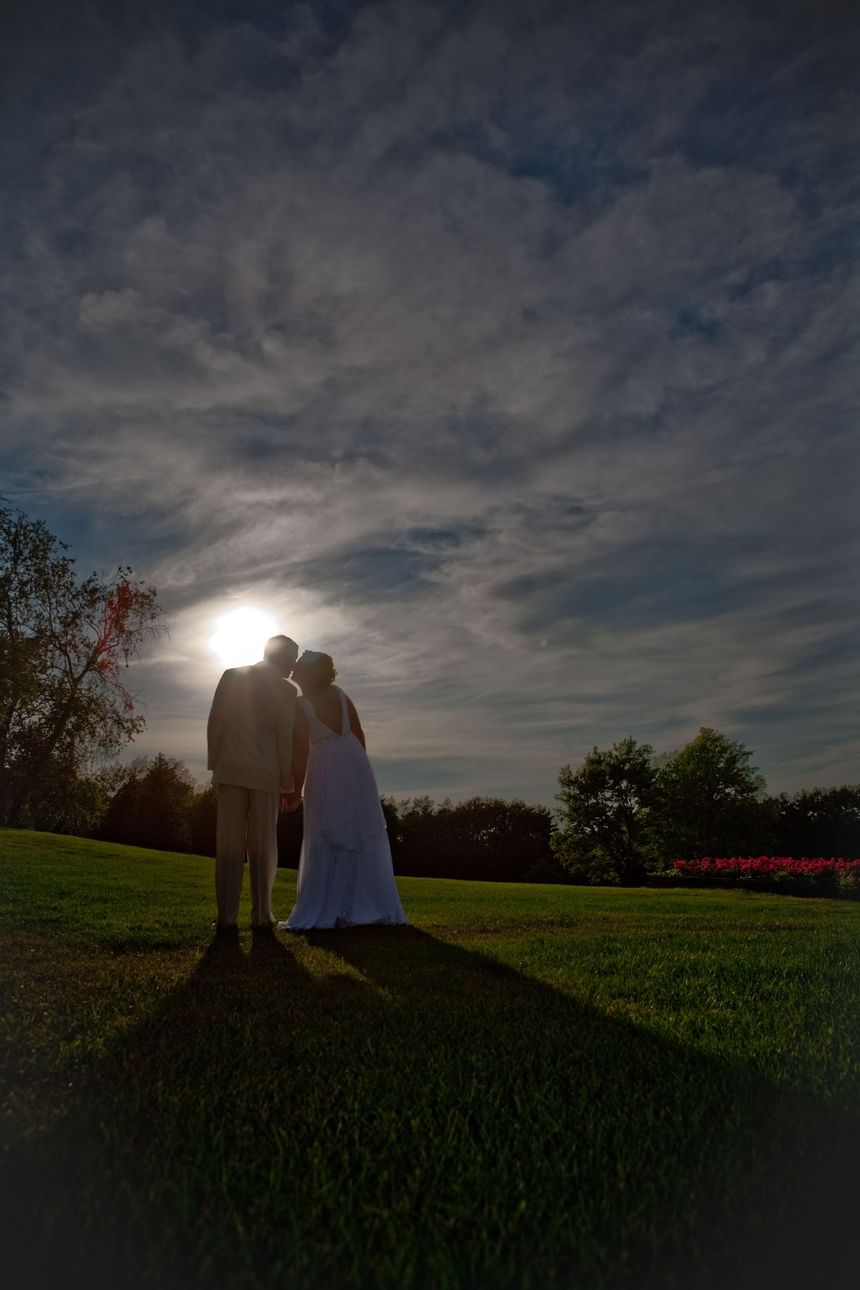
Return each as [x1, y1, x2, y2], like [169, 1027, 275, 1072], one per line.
[302, 683, 364, 744]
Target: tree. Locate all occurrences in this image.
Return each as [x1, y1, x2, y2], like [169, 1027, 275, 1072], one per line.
[445, 796, 552, 881]
[771, 786, 860, 858]
[191, 784, 219, 858]
[98, 769, 144, 847]
[656, 727, 770, 859]
[24, 759, 131, 839]
[100, 755, 194, 853]
[552, 738, 659, 884]
[137, 754, 195, 853]
[390, 796, 552, 881]
[390, 796, 450, 874]
[0, 502, 162, 827]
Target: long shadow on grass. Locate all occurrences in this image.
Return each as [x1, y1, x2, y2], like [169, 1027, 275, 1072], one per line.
[304, 925, 857, 1290]
[3, 925, 856, 1290]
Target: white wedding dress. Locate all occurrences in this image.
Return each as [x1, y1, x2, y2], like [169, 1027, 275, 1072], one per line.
[280, 687, 408, 930]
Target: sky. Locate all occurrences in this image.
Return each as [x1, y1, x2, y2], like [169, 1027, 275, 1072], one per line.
[1, 0, 858, 804]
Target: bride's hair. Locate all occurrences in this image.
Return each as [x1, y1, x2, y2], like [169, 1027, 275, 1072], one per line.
[296, 650, 337, 687]
[317, 654, 337, 685]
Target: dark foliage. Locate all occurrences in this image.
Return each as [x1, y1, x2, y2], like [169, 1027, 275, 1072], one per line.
[386, 795, 554, 882]
[771, 786, 860, 859]
[100, 755, 195, 853]
[277, 802, 304, 869]
[190, 784, 218, 858]
[553, 738, 659, 885]
[0, 501, 162, 826]
[655, 727, 772, 860]
[552, 729, 796, 885]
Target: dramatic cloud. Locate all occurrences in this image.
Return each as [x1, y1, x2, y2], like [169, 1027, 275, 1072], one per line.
[2, 0, 858, 800]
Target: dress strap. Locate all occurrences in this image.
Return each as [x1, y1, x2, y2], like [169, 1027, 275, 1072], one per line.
[337, 686, 349, 737]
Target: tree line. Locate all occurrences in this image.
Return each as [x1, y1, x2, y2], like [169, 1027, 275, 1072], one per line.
[552, 729, 860, 883]
[2, 500, 858, 883]
[7, 741, 857, 886]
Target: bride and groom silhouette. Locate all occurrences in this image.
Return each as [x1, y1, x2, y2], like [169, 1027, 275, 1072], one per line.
[206, 634, 407, 935]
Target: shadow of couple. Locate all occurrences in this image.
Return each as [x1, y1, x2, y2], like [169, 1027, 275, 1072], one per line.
[5, 924, 856, 1290]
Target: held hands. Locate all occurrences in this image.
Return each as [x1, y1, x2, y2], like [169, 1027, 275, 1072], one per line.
[280, 791, 303, 813]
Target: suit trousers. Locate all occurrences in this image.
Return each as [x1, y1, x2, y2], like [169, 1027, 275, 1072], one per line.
[215, 784, 280, 926]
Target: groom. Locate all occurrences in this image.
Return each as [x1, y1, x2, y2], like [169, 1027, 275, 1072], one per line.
[206, 634, 300, 933]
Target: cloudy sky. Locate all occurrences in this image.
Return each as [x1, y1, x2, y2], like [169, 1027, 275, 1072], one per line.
[2, 0, 858, 803]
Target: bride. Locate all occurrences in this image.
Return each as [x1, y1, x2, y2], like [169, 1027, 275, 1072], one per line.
[279, 651, 407, 931]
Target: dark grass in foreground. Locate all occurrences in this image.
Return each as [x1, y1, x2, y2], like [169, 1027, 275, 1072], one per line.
[1, 831, 858, 1290]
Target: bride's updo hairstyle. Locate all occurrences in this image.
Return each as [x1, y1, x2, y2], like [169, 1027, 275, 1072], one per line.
[293, 649, 337, 693]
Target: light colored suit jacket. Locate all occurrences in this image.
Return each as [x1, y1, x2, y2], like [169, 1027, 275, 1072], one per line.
[207, 661, 297, 796]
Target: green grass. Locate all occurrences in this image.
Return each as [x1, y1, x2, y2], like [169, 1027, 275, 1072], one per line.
[1, 829, 858, 1290]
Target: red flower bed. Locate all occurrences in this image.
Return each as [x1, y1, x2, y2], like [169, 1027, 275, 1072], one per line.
[674, 856, 860, 876]
[671, 856, 860, 898]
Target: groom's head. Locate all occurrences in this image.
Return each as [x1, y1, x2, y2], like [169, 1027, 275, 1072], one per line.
[264, 635, 299, 677]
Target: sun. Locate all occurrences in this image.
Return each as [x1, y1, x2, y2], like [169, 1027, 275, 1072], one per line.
[208, 607, 280, 669]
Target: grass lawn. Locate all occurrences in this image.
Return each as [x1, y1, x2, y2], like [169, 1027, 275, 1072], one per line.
[1, 829, 858, 1290]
